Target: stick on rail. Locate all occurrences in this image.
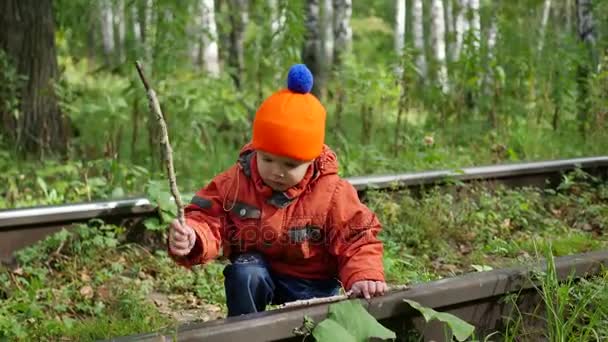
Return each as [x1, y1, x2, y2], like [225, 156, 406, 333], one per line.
[134, 60, 185, 225]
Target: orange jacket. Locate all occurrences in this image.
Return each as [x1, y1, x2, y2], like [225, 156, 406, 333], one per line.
[169, 144, 385, 290]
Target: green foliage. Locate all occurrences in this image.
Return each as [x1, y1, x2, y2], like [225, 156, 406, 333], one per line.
[403, 299, 475, 342]
[311, 300, 396, 342]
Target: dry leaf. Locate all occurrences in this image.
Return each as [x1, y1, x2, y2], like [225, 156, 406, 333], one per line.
[80, 272, 91, 282]
[80, 285, 94, 299]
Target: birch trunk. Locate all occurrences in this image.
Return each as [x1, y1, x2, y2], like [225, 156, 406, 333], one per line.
[228, 0, 248, 89]
[575, 0, 597, 136]
[332, 0, 352, 68]
[115, 0, 126, 63]
[201, 0, 220, 77]
[445, 0, 454, 61]
[468, 0, 480, 50]
[302, 0, 322, 97]
[395, 0, 406, 56]
[538, 0, 552, 55]
[412, 0, 426, 78]
[454, 0, 468, 61]
[431, 0, 448, 92]
[100, 0, 115, 65]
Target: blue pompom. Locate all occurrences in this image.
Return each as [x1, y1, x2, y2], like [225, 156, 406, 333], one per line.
[287, 64, 313, 94]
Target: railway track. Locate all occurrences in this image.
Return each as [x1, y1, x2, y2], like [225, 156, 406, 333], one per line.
[1, 156, 607, 262]
[1, 156, 607, 341]
[108, 249, 608, 342]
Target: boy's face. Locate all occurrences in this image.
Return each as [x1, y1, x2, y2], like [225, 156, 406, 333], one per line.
[256, 150, 313, 192]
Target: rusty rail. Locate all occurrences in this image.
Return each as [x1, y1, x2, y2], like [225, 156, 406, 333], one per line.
[108, 250, 608, 342]
[2, 156, 607, 261]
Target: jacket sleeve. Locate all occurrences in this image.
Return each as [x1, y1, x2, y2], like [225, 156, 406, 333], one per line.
[168, 170, 230, 268]
[326, 179, 385, 290]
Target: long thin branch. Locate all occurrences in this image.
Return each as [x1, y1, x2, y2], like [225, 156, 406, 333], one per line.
[135, 60, 185, 225]
[277, 284, 410, 309]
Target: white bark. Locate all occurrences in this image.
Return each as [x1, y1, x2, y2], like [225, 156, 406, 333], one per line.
[114, 0, 126, 62]
[100, 0, 115, 60]
[454, 0, 469, 60]
[445, 0, 454, 59]
[487, 17, 497, 61]
[538, 0, 552, 55]
[322, 0, 334, 65]
[131, 6, 141, 42]
[333, 0, 352, 66]
[431, 0, 448, 92]
[412, 0, 426, 77]
[468, 0, 480, 49]
[395, 0, 406, 56]
[201, 0, 220, 76]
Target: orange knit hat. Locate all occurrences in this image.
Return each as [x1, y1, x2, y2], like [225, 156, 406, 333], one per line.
[251, 64, 326, 161]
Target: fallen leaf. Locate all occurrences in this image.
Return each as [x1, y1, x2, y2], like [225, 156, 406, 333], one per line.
[80, 285, 94, 299]
[80, 272, 91, 282]
[12, 267, 24, 276]
[97, 285, 111, 301]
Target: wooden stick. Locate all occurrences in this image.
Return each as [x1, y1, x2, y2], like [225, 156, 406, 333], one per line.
[277, 284, 410, 309]
[134, 61, 185, 225]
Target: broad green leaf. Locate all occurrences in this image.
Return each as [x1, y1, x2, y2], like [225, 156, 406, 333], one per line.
[403, 299, 474, 342]
[311, 300, 396, 342]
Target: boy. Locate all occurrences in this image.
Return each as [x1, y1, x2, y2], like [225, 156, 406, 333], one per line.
[168, 64, 387, 317]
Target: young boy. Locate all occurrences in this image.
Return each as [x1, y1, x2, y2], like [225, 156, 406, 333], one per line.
[168, 64, 387, 317]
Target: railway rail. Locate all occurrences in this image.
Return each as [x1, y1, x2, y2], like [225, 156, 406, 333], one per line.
[107, 249, 608, 342]
[1, 156, 607, 262]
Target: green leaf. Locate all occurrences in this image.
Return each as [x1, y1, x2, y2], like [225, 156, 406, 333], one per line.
[403, 299, 474, 341]
[311, 300, 396, 342]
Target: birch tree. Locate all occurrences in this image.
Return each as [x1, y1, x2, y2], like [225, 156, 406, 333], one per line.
[575, 0, 597, 135]
[332, 0, 352, 68]
[395, 0, 406, 57]
[302, 0, 323, 97]
[100, 0, 115, 65]
[323, 0, 334, 65]
[454, 0, 469, 60]
[537, 0, 552, 55]
[412, 0, 426, 78]
[200, 0, 220, 77]
[228, 0, 248, 89]
[431, 0, 448, 92]
[114, 0, 126, 63]
[468, 0, 480, 50]
[445, 0, 454, 61]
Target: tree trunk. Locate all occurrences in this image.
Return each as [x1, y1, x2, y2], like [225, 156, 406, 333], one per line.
[332, 0, 352, 68]
[228, 0, 248, 89]
[431, 0, 448, 92]
[468, 0, 480, 50]
[454, 0, 469, 60]
[395, 0, 406, 57]
[321, 0, 334, 99]
[537, 0, 552, 55]
[412, 0, 426, 78]
[302, 0, 323, 98]
[575, 0, 597, 137]
[0, 0, 70, 157]
[100, 0, 115, 66]
[201, 0, 220, 77]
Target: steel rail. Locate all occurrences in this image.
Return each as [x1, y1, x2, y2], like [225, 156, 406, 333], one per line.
[2, 156, 607, 229]
[108, 249, 608, 342]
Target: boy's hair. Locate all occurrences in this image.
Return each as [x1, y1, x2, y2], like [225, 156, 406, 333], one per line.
[251, 64, 326, 161]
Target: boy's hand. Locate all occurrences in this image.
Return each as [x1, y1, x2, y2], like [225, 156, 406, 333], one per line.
[349, 280, 388, 299]
[169, 219, 196, 256]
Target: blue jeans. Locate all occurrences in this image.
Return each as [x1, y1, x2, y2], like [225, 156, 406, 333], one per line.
[223, 252, 341, 317]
